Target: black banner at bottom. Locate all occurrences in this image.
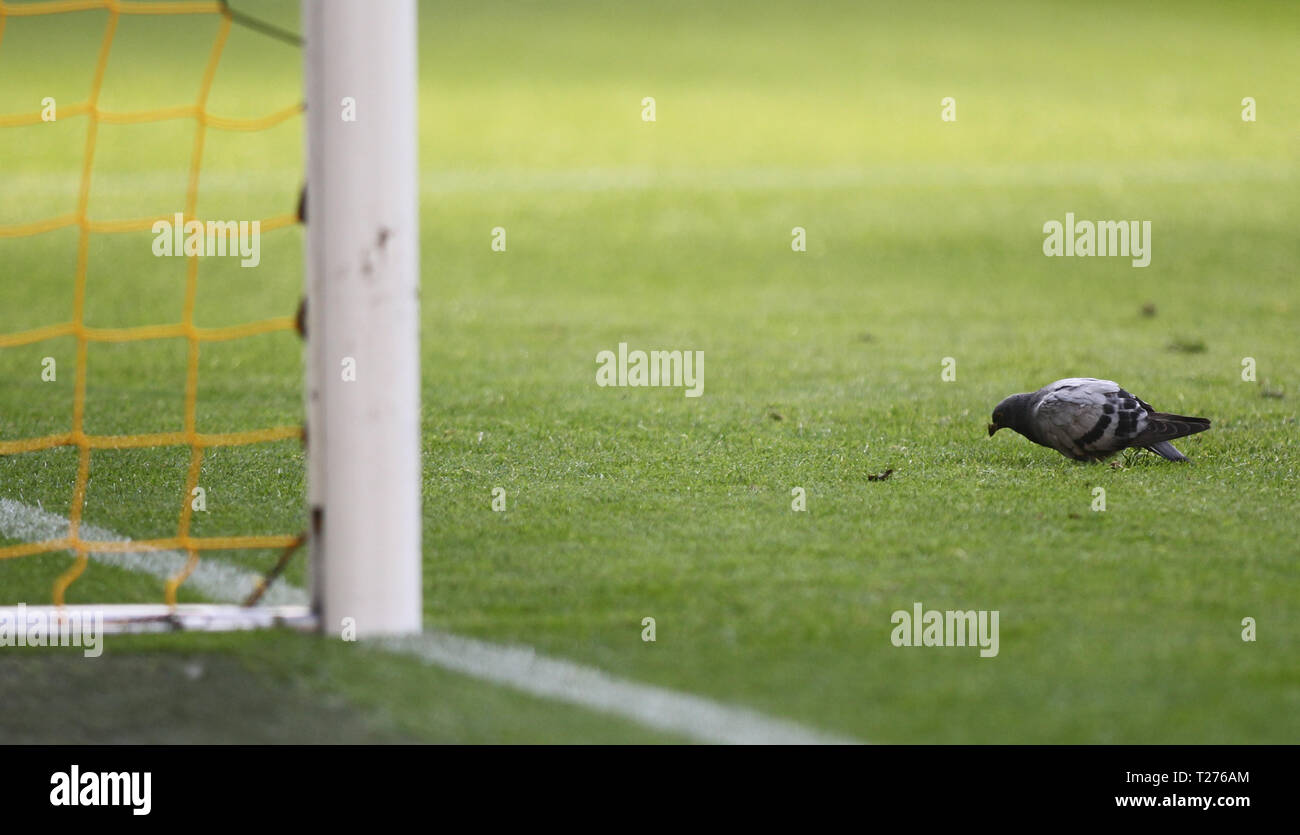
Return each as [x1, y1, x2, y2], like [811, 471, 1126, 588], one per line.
[2, 744, 1279, 821]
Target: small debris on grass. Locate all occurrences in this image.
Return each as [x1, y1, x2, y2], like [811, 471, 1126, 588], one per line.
[1140, 302, 1157, 317]
[856, 332, 875, 343]
[867, 467, 894, 481]
[1167, 336, 1207, 353]
[768, 410, 784, 421]
[1261, 380, 1285, 399]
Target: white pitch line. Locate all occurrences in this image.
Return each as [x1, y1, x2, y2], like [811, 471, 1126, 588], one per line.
[416, 161, 1300, 194]
[0, 497, 855, 745]
[377, 631, 853, 745]
[5, 159, 1297, 199]
[0, 498, 305, 607]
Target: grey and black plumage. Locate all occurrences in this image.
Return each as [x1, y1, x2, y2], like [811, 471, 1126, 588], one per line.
[988, 378, 1210, 462]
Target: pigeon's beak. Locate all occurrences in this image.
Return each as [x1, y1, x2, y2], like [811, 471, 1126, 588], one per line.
[987, 422, 1000, 437]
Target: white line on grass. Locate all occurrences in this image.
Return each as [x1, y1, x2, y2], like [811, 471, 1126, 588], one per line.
[0, 498, 305, 607]
[416, 161, 1300, 194]
[7, 159, 1298, 198]
[376, 631, 853, 745]
[0, 497, 855, 745]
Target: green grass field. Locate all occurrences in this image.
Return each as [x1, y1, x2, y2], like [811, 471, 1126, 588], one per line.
[1, 0, 1297, 743]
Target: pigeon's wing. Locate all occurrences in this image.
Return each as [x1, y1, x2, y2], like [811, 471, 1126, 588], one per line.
[1031, 378, 1147, 460]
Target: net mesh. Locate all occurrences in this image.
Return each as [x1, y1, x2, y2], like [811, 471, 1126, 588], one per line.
[0, 0, 304, 606]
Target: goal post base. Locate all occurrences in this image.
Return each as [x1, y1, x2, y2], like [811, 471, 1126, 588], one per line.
[0, 604, 316, 637]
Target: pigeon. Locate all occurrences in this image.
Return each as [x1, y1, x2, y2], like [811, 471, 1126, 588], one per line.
[988, 378, 1210, 462]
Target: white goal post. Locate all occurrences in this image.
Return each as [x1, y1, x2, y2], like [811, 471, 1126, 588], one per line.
[0, 1, 421, 638]
[303, 0, 423, 637]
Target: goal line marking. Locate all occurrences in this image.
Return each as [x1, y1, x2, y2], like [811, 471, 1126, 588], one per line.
[0, 497, 856, 745]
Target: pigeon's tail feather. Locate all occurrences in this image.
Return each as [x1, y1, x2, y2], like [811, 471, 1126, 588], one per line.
[1146, 441, 1188, 462]
[1151, 411, 1211, 429]
[1136, 412, 1209, 461]
[1135, 412, 1211, 445]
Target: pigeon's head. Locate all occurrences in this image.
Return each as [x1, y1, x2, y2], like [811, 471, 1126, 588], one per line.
[988, 393, 1032, 437]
